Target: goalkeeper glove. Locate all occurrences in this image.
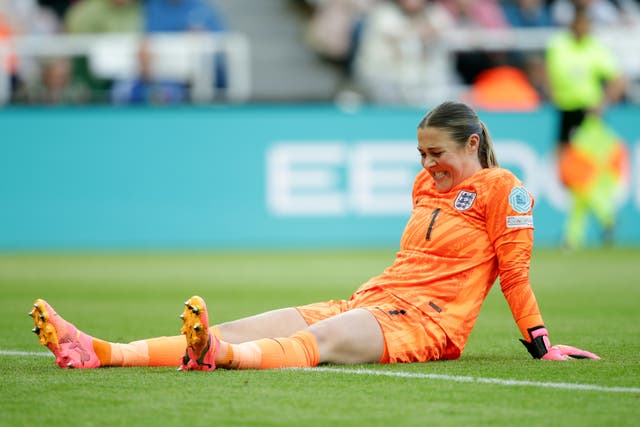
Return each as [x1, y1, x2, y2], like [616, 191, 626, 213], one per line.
[520, 326, 601, 360]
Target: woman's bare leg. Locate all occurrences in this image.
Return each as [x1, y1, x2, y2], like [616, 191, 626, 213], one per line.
[182, 296, 385, 370]
[216, 308, 309, 343]
[217, 307, 385, 363]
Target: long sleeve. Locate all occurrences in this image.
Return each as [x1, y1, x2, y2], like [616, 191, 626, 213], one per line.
[495, 229, 544, 340]
[483, 172, 544, 341]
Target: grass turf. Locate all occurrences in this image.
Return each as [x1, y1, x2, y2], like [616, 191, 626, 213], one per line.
[1, 248, 639, 426]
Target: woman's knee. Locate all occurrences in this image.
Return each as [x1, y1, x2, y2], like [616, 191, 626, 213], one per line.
[308, 309, 384, 364]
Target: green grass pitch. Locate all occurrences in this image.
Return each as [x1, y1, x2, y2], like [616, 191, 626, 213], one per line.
[1, 248, 639, 426]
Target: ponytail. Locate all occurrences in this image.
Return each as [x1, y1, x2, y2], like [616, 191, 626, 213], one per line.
[478, 120, 499, 168]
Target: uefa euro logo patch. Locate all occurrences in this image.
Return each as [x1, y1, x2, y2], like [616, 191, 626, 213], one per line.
[509, 186, 532, 213]
[454, 190, 476, 211]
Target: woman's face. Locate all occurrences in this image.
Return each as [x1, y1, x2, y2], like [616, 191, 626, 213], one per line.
[417, 126, 482, 193]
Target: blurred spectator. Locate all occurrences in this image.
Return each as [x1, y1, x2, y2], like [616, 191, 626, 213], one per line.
[1, 0, 61, 100]
[38, 0, 78, 21]
[64, 0, 142, 102]
[0, 12, 18, 95]
[500, 0, 556, 101]
[352, 0, 457, 106]
[546, 5, 627, 248]
[0, 0, 60, 34]
[13, 56, 90, 104]
[463, 0, 549, 109]
[143, 0, 228, 94]
[502, 0, 554, 27]
[305, 0, 378, 70]
[144, 0, 226, 33]
[440, 0, 508, 27]
[439, 0, 510, 85]
[550, 0, 625, 27]
[110, 38, 188, 105]
[64, 0, 142, 33]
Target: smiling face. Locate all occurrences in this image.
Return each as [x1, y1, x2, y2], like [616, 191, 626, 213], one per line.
[417, 126, 483, 193]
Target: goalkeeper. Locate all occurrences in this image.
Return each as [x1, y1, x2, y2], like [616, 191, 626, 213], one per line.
[30, 101, 600, 371]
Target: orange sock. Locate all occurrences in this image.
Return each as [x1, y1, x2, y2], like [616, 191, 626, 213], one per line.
[92, 338, 112, 365]
[109, 340, 150, 366]
[92, 335, 186, 367]
[92, 325, 223, 368]
[145, 335, 187, 366]
[216, 331, 319, 370]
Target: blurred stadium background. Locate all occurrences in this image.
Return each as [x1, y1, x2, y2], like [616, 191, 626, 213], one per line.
[1, 0, 639, 251]
[3, 4, 639, 425]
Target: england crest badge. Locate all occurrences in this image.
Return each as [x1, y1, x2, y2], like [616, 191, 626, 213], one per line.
[454, 190, 476, 211]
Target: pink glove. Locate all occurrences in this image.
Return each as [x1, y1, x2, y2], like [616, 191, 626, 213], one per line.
[542, 344, 601, 360]
[520, 327, 601, 360]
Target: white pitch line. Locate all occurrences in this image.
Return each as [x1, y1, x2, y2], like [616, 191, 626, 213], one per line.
[0, 350, 53, 357]
[302, 367, 640, 394]
[5, 350, 638, 394]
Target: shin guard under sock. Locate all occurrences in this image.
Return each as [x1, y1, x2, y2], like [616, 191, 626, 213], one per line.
[103, 335, 187, 367]
[217, 331, 319, 370]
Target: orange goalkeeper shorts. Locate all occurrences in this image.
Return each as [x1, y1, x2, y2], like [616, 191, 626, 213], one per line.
[296, 289, 457, 364]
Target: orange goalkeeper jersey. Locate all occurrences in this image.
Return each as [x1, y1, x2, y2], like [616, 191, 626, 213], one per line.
[354, 167, 544, 355]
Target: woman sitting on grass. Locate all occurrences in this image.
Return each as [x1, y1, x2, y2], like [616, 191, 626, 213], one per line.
[30, 101, 600, 370]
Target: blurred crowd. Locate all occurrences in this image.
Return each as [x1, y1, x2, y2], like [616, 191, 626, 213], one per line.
[303, 0, 640, 108]
[0, 0, 228, 105]
[1, 0, 639, 106]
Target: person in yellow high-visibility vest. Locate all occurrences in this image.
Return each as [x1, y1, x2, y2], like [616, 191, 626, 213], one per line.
[546, 5, 627, 249]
